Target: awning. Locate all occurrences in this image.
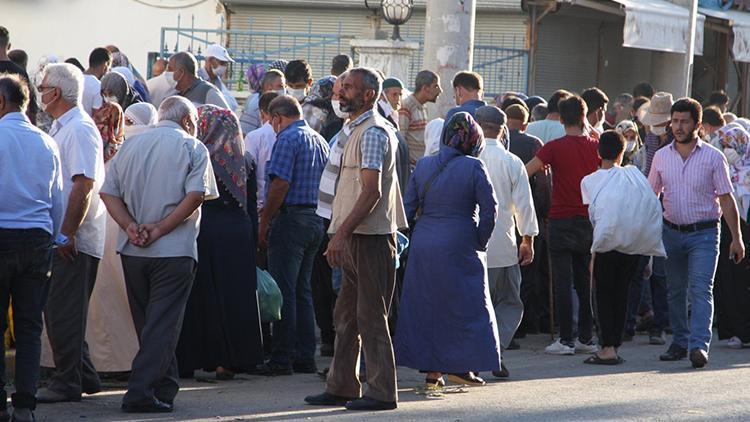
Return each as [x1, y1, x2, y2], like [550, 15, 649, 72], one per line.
[699, 7, 750, 62]
[612, 0, 704, 55]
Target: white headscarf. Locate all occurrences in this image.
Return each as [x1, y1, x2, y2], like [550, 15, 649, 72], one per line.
[423, 118, 445, 157]
[123, 103, 157, 139]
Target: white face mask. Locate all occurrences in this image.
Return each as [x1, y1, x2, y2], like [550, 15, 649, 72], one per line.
[289, 87, 307, 101]
[331, 99, 349, 120]
[275, 88, 286, 96]
[213, 65, 227, 78]
[38, 88, 55, 112]
[625, 140, 636, 153]
[103, 95, 119, 104]
[164, 71, 178, 89]
[651, 126, 667, 136]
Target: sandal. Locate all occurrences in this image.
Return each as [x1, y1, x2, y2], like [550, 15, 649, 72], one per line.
[425, 376, 445, 389]
[583, 354, 624, 365]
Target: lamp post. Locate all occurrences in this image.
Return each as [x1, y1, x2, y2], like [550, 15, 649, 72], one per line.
[381, 0, 414, 41]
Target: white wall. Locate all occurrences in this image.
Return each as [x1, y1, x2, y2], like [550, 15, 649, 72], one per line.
[4, 0, 223, 79]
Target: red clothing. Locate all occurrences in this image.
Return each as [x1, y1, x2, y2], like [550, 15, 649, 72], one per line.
[536, 135, 600, 219]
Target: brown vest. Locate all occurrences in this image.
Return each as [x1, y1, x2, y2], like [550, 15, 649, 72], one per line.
[330, 113, 407, 235]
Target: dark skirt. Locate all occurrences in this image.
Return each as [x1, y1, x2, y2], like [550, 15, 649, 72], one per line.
[176, 201, 264, 374]
[715, 218, 750, 342]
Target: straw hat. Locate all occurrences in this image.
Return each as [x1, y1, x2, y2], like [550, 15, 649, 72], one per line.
[639, 92, 673, 126]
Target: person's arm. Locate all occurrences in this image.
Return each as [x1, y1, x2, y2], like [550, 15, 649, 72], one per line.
[325, 168, 381, 267]
[139, 192, 204, 245]
[49, 151, 65, 241]
[100, 193, 145, 246]
[474, 161, 498, 250]
[57, 175, 94, 262]
[525, 156, 545, 177]
[512, 161, 538, 265]
[398, 107, 411, 137]
[719, 193, 745, 263]
[647, 152, 663, 196]
[259, 178, 289, 249]
[403, 163, 420, 223]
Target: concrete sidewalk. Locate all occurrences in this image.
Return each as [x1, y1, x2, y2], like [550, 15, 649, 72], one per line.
[26, 332, 750, 421]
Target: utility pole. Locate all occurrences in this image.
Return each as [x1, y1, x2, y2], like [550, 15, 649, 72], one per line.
[683, 0, 698, 97]
[422, 0, 477, 118]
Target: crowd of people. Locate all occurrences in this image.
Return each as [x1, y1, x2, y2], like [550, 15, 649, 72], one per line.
[0, 22, 749, 420]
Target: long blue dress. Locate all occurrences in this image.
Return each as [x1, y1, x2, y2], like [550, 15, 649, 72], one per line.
[394, 146, 502, 373]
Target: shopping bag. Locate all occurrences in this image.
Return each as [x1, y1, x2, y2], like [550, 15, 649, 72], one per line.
[257, 267, 283, 322]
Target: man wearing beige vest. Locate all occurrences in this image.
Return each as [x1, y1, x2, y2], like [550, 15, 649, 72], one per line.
[305, 67, 406, 411]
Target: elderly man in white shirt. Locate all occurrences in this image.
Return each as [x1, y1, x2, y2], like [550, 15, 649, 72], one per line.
[477, 106, 539, 378]
[34, 63, 107, 404]
[0, 73, 64, 422]
[244, 91, 280, 212]
[101, 96, 218, 414]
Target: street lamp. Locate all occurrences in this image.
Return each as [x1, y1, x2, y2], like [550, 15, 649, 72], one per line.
[381, 0, 414, 41]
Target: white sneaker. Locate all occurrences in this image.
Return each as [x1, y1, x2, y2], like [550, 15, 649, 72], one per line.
[728, 336, 743, 349]
[575, 339, 599, 354]
[545, 339, 575, 355]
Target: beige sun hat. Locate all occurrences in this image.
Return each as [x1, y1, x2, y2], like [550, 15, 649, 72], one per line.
[639, 92, 673, 126]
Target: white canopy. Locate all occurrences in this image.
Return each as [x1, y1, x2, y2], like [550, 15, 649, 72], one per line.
[699, 7, 750, 63]
[612, 0, 704, 55]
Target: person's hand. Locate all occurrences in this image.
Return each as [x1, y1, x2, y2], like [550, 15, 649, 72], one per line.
[258, 221, 270, 250]
[729, 237, 746, 264]
[126, 222, 147, 247]
[643, 257, 653, 279]
[325, 231, 350, 268]
[518, 239, 534, 266]
[138, 223, 164, 247]
[57, 233, 78, 262]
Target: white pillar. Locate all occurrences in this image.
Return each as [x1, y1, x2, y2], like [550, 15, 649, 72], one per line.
[350, 39, 420, 86]
[683, 0, 699, 97]
[422, 0, 477, 119]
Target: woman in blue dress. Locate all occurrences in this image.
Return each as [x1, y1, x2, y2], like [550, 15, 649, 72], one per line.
[394, 112, 501, 389]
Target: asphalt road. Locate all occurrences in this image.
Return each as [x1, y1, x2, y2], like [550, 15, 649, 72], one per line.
[30, 332, 750, 421]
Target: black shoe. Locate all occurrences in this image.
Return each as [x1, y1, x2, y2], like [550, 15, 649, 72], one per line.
[635, 314, 654, 333]
[506, 340, 521, 350]
[690, 348, 708, 369]
[320, 343, 334, 357]
[256, 361, 293, 376]
[293, 362, 318, 374]
[305, 392, 358, 406]
[121, 399, 174, 413]
[317, 367, 329, 379]
[492, 362, 509, 379]
[648, 330, 666, 345]
[513, 331, 527, 339]
[345, 396, 397, 411]
[659, 344, 687, 361]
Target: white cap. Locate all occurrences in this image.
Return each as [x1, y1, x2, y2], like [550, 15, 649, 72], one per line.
[205, 44, 235, 63]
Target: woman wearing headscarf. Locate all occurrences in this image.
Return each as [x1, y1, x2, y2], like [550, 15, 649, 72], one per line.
[394, 112, 500, 389]
[176, 105, 264, 379]
[101, 71, 141, 112]
[712, 125, 750, 349]
[123, 102, 158, 139]
[302, 75, 337, 134]
[615, 120, 643, 168]
[422, 117, 445, 157]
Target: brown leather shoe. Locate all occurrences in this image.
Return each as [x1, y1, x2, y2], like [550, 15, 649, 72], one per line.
[690, 348, 708, 368]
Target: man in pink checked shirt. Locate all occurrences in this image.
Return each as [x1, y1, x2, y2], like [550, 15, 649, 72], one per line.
[648, 98, 745, 369]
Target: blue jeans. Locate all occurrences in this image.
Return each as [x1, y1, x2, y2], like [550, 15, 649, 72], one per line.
[662, 225, 720, 352]
[0, 229, 53, 410]
[626, 256, 668, 333]
[267, 208, 324, 366]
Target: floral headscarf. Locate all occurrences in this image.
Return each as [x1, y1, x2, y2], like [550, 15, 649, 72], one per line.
[92, 101, 124, 163]
[246, 64, 265, 93]
[197, 105, 249, 209]
[716, 124, 750, 221]
[441, 112, 485, 157]
[269, 59, 288, 73]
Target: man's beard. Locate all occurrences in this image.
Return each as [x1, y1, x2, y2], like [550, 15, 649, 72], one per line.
[340, 95, 363, 113]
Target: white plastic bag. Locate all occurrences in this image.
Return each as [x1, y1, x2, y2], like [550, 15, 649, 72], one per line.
[588, 166, 666, 257]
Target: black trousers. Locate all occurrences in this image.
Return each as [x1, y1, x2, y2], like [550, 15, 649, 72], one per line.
[518, 218, 550, 335]
[593, 251, 641, 348]
[121, 256, 195, 406]
[548, 217, 593, 344]
[311, 235, 336, 346]
[0, 229, 52, 410]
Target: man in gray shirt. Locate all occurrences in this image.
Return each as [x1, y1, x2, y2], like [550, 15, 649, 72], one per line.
[100, 96, 218, 413]
[166, 52, 229, 109]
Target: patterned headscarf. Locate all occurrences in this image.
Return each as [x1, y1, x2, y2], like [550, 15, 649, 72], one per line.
[441, 112, 485, 157]
[92, 101, 124, 163]
[269, 59, 288, 73]
[246, 64, 265, 93]
[197, 105, 249, 209]
[716, 124, 750, 221]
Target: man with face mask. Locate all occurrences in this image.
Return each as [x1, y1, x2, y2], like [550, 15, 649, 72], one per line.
[639, 92, 674, 177]
[197, 44, 239, 111]
[445, 71, 487, 122]
[100, 96, 219, 413]
[243, 91, 280, 212]
[284, 59, 313, 103]
[146, 58, 177, 109]
[165, 52, 229, 110]
[582, 87, 609, 136]
[305, 67, 406, 412]
[35, 63, 107, 405]
[239, 69, 286, 135]
[257, 95, 329, 376]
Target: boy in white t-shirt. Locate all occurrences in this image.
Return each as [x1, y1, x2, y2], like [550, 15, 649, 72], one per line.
[580, 130, 643, 365]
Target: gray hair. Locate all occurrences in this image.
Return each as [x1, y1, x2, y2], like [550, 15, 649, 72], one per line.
[171, 52, 198, 76]
[268, 95, 302, 119]
[42, 63, 83, 106]
[158, 96, 197, 123]
[414, 70, 438, 93]
[615, 93, 634, 106]
[0, 73, 30, 112]
[349, 67, 382, 104]
[531, 104, 548, 122]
